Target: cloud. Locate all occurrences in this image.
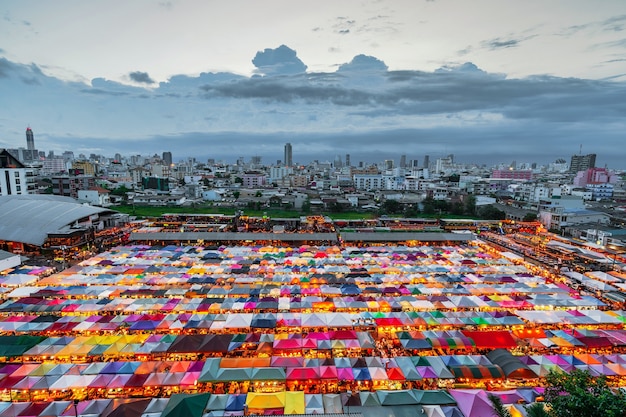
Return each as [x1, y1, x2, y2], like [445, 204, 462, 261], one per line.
[484, 37, 520, 49]
[600, 14, 626, 32]
[337, 55, 388, 72]
[252, 45, 307, 76]
[129, 71, 155, 84]
[0, 58, 16, 77]
[2, 52, 626, 168]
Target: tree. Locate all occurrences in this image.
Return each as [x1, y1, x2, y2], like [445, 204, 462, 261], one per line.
[232, 191, 240, 200]
[464, 195, 477, 216]
[449, 202, 465, 215]
[524, 403, 549, 417]
[523, 213, 538, 222]
[543, 369, 626, 417]
[488, 394, 512, 417]
[477, 205, 506, 220]
[381, 199, 402, 215]
[404, 203, 420, 217]
[422, 197, 436, 215]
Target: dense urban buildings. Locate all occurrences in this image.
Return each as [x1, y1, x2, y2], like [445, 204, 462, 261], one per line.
[1, 132, 626, 416]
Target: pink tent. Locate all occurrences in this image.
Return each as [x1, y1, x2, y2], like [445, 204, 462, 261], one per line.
[336, 367, 354, 380]
[449, 389, 496, 417]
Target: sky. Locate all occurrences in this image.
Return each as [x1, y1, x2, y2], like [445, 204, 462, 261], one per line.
[1, 0, 626, 168]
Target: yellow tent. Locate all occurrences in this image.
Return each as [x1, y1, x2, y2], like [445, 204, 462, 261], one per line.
[284, 391, 305, 414]
[246, 392, 285, 409]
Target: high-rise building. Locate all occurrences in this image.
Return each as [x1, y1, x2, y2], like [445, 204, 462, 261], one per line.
[26, 127, 35, 151]
[345, 154, 351, 168]
[284, 143, 293, 167]
[423, 155, 430, 169]
[400, 154, 406, 168]
[162, 151, 172, 166]
[569, 153, 596, 173]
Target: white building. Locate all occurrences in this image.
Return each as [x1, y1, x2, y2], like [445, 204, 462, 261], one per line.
[353, 174, 384, 190]
[0, 150, 35, 195]
[269, 166, 294, 183]
[77, 188, 112, 207]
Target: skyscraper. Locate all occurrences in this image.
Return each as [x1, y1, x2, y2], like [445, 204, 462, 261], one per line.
[162, 151, 172, 166]
[345, 154, 351, 168]
[26, 127, 35, 151]
[284, 143, 293, 167]
[569, 153, 596, 173]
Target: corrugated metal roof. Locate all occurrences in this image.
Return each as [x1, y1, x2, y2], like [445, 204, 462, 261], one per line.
[129, 231, 338, 242]
[0, 195, 112, 246]
[340, 232, 475, 242]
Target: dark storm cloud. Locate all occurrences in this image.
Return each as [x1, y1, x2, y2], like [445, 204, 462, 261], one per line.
[0, 57, 16, 77]
[0, 58, 46, 84]
[200, 77, 372, 105]
[2, 52, 626, 168]
[129, 71, 155, 84]
[201, 60, 626, 126]
[252, 45, 307, 76]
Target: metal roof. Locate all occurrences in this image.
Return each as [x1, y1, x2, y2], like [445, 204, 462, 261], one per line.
[340, 232, 475, 242]
[129, 231, 338, 242]
[129, 230, 475, 243]
[0, 195, 113, 246]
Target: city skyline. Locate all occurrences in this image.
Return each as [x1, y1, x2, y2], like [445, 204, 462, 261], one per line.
[1, 1, 626, 168]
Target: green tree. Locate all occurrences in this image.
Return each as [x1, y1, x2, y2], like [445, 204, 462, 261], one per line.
[544, 369, 626, 417]
[234, 177, 243, 184]
[523, 213, 538, 222]
[111, 185, 131, 203]
[404, 203, 420, 217]
[381, 199, 402, 214]
[329, 202, 344, 213]
[477, 205, 506, 220]
[450, 202, 465, 215]
[422, 197, 436, 215]
[488, 394, 512, 417]
[232, 191, 240, 200]
[464, 195, 477, 216]
[525, 403, 549, 417]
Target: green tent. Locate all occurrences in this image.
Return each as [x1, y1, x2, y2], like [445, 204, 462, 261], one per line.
[376, 390, 420, 406]
[161, 393, 210, 417]
[413, 389, 457, 405]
